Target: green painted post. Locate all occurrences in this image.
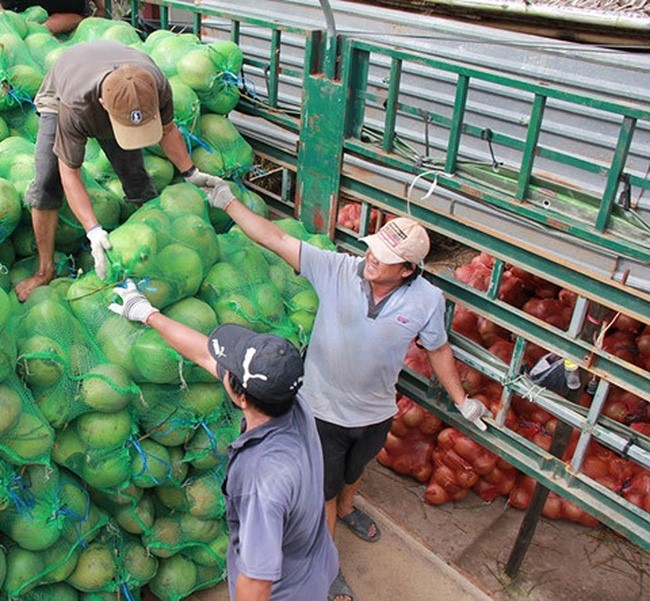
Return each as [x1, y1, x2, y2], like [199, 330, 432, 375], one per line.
[192, 11, 201, 37]
[382, 58, 402, 154]
[268, 30, 281, 109]
[295, 32, 347, 235]
[343, 42, 370, 140]
[595, 116, 636, 232]
[445, 74, 469, 175]
[517, 94, 546, 201]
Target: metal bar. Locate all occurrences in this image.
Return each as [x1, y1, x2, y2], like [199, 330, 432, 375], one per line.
[160, 5, 169, 29]
[445, 74, 470, 174]
[192, 10, 201, 37]
[344, 43, 370, 140]
[516, 94, 546, 201]
[571, 380, 610, 473]
[268, 30, 282, 109]
[595, 116, 637, 232]
[486, 257, 504, 300]
[348, 39, 650, 118]
[383, 58, 402, 154]
[505, 413, 575, 577]
[566, 295, 589, 339]
[342, 139, 650, 263]
[231, 19, 240, 44]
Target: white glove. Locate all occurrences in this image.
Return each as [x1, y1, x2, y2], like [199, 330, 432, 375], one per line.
[458, 396, 491, 431]
[86, 225, 112, 280]
[184, 166, 220, 188]
[208, 179, 237, 211]
[108, 279, 159, 324]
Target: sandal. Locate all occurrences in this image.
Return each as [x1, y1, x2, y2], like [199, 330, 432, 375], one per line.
[328, 569, 354, 601]
[338, 506, 381, 542]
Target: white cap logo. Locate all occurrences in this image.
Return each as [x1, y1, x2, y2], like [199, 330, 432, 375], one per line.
[129, 109, 143, 125]
[241, 347, 268, 389]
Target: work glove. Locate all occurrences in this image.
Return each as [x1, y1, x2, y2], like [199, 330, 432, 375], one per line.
[108, 279, 159, 324]
[183, 166, 221, 188]
[458, 396, 491, 431]
[86, 225, 112, 280]
[208, 179, 237, 211]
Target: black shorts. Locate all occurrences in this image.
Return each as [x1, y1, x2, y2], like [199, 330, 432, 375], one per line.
[1, 1, 89, 16]
[316, 416, 393, 501]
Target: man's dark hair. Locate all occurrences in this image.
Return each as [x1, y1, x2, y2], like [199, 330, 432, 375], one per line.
[229, 373, 294, 417]
[402, 261, 420, 283]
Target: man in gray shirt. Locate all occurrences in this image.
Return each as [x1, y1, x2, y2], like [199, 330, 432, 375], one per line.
[109, 280, 338, 600]
[208, 183, 491, 601]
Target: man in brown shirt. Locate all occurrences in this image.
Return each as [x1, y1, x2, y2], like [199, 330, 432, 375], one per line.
[16, 40, 217, 301]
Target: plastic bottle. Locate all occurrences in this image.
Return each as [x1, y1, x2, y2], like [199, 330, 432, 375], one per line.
[563, 359, 581, 390]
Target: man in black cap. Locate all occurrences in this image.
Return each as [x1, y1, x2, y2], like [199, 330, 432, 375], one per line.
[109, 280, 338, 600]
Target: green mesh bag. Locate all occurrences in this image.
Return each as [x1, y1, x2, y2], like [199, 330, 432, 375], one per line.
[134, 382, 227, 448]
[0, 373, 53, 465]
[1, 467, 108, 598]
[14, 284, 140, 429]
[23, 28, 65, 72]
[56, 170, 122, 255]
[0, 286, 17, 382]
[190, 114, 254, 181]
[0, 14, 44, 113]
[51, 415, 136, 491]
[105, 184, 218, 305]
[148, 553, 224, 601]
[65, 525, 156, 596]
[68, 17, 143, 48]
[168, 75, 201, 138]
[2, 103, 39, 141]
[143, 508, 227, 565]
[0, 135, 36, 201]
[89, 486, 155, 537]
[19, 581, 80, 601]
[197, 40, 244, 116]
[3, 539, 82, 598]
[145, 30, 199, 79]
[0, 176, 21, 244]
[199, 230, 297, 342]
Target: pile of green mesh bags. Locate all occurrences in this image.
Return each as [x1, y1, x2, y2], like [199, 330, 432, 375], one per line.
[0, 9, 335, 601]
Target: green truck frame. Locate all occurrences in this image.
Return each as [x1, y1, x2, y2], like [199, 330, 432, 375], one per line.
[109, 0, 650, 553]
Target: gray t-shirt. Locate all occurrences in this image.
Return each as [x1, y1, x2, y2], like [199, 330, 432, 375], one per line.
[35, 40, 174, 168]
[225, 398, 338, 599]
[299, 243, 447, 427]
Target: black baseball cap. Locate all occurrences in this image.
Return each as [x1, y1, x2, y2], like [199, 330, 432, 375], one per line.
[208, 324, 303, 401]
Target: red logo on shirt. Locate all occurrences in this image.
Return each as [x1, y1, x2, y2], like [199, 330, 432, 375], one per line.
[397, 315, 409, 324]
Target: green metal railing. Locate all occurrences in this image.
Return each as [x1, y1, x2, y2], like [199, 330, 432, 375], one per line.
[108, 0, 648, 550]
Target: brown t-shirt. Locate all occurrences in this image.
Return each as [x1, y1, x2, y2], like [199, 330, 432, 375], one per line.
[36, 40, 174, 168]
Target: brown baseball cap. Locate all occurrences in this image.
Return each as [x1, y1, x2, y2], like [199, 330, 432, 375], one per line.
[360, 217, 430, 264]
[101, 66, 163, 150]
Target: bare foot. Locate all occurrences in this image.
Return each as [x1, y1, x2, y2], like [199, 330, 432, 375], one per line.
[15, 270, 56, 302]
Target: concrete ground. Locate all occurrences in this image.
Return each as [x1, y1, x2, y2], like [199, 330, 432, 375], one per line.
[145, 459, 648, 601]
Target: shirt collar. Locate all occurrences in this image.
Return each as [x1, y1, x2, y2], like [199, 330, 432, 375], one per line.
[228, 403, 295, 452]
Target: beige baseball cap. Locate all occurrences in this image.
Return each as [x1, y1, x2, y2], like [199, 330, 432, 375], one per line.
[101, 66, 162, 150]
[360, 217, 430, 264]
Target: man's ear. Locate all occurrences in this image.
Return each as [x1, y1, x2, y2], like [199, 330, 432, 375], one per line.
[98, 97, 106, 110]
[400, 263, 417, 278]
